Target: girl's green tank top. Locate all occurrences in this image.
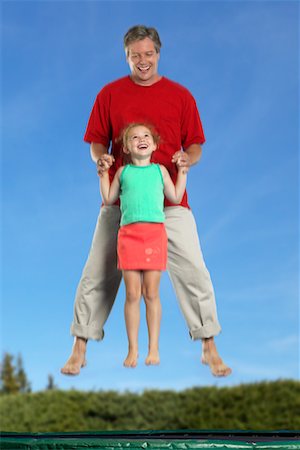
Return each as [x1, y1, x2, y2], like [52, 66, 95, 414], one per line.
[119, 164, 165, 226]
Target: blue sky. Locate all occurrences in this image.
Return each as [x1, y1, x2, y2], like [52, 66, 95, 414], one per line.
[1, 1, 299, 393]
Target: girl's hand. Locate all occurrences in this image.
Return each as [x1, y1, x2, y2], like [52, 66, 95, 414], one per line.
[97, 154, 115, 176]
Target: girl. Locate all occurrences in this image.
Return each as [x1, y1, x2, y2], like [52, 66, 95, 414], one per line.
[100, 123, 187, 367]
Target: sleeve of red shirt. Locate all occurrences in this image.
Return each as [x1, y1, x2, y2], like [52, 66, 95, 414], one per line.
[83, 87, 112, 147]
[181, 93, 206, 149]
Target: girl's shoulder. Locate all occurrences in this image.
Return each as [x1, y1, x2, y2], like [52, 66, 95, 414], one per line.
[156, 164, 168, 185]
[115, 165, 125, 176]
[158, 164, 168, 176]
[117, 165, 128, 184]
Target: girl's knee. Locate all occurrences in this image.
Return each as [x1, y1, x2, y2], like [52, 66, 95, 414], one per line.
[142, 287, 159, 303]
[125, 289, 141, 303]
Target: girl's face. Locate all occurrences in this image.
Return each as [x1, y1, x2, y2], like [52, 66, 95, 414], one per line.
[124, 126, 156, 159]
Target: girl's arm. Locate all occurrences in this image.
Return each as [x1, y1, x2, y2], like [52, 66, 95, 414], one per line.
[100, 167, 123, 205]
[160, 164, 187, 204]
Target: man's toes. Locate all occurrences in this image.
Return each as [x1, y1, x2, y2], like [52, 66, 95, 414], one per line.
[224, 367, 232, 376]
[61, 366, 80, 376]
[214, 365, 232, 377]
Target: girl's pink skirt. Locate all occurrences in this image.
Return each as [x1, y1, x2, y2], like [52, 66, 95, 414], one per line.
[117, 222, 167, 271]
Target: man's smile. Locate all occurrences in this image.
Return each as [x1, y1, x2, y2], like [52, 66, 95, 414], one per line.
[137, 65, 151, 73]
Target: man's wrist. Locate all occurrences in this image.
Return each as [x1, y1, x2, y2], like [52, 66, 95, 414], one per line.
[185, 145, 202, 166]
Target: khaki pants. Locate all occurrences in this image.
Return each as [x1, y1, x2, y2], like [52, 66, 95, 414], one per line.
[71, 206, 221, 341]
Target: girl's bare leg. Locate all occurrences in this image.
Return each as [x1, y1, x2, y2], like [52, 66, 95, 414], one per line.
[142, 270, 162, 365]
[123, 270, 142, 368]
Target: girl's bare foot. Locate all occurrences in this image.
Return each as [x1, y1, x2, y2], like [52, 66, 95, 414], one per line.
[201, 337, 232, 377]
[145, 349, 160, 365]
[123, 349, 138, 368]
[61, 337, 87, 376]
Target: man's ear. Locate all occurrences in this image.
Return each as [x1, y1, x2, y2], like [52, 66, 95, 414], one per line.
[125, 49, 129, 62]
[123, 146, 130, 154]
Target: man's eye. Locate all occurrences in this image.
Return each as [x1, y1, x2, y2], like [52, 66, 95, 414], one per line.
[146, 52, 154, 57]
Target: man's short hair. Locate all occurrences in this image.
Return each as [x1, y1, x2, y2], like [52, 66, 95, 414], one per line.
[124, 25, 162, 55]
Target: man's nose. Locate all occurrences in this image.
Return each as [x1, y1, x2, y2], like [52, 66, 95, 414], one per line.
[139, 54, 147, 64]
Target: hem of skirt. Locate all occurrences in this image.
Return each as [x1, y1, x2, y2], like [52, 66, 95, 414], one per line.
[118, 266, 166, 271]
[70, 323, 104, 341]
[189, 323, 222, 340]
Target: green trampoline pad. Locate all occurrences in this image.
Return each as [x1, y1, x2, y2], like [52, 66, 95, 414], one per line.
[0, 430, 299, 450]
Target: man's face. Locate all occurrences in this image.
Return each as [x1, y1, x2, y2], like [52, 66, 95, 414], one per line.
[126, 37, 160, 86]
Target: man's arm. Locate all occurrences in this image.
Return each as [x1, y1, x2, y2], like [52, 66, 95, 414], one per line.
[90, 143, 115, 175]
[90, 143, 108, 163]
[172, 144, 202, 173]
[185, 143, 202, 165]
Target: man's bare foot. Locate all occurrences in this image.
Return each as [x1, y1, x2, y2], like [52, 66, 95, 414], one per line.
[145, 349, 160, 366]
[123, 349, 138, 368]
[61, 337, 87, 376]
[201, 337, 232, 377]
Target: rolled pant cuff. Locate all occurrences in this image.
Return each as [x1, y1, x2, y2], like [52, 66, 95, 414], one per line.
[189, 323, 221, 340]
[70, 323, 104, 341]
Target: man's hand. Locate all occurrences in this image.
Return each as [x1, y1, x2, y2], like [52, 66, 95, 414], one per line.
[96, 154, 115, 176]
[172, 151, 191, 174]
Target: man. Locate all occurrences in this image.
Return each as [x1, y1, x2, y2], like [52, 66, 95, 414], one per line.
[61, 25, 231, 377]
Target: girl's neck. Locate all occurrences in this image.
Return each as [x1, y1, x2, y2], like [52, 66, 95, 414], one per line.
[130, 156, 152, 167]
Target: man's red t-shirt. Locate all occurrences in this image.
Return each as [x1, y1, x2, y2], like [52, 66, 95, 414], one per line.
[84, 76, 205, 208]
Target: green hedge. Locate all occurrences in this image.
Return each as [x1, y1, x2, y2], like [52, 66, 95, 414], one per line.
[0, 380, 299, 432]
